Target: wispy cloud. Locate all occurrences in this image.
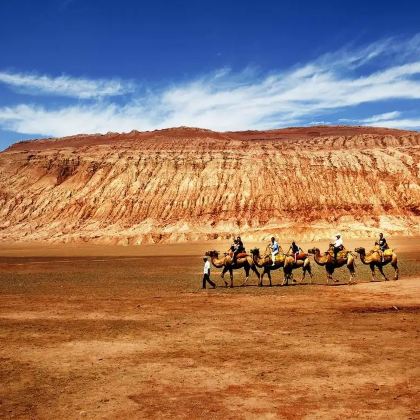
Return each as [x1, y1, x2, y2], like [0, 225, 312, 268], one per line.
[367, 118, 420, 129]
[340, 111, 402, 124]
[0, 71, 134, 98]
[0, 35, 419, 137]
[339, 111, 420, 129]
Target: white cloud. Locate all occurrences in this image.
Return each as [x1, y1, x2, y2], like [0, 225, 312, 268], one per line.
[339, 112, 420, 129]
[0, 71, 134, 98]
[340, 111, 402, 124]
[360, 112, 402, 123]
[363, 117, 420, 129]
[0, 36, 419, 137]
[0, 104, 153, 136]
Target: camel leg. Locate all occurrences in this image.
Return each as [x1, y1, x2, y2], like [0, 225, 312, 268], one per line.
[300, 264, 309, 283]
[251, 265, 262, 287]
[326, 267, 334, 285]
[378, 265, 388, 281]
[370, 263, 377, 282]
[260, 269, 265, 286]
[307, 263, 313, 284]
[347, 261, 356, 285]
[221, 267, 229, 287]
[281, 269, 289, 286]
[330, 264, 339, 283]
[392, 259, 399, 280]
[242, 266, 250, 287]
[229, 268, 233, 288]
[300, 266, 305, 283]
[267, 269, 272, 287]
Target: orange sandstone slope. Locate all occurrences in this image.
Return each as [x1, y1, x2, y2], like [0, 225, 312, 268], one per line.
[0, 126, 419, 244]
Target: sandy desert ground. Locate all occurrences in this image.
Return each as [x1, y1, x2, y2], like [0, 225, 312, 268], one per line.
[0, 237, 419, 419]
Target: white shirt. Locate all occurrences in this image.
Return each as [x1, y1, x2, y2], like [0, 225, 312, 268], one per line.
[334, 237, 343, 248]
[203, 260, 211, 275]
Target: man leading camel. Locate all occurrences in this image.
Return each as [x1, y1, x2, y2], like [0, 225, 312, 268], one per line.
[202, 256, 216, 289]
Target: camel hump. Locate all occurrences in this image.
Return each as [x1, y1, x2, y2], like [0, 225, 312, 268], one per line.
[370, 248, 394, 256]
[326, 248, 348, 260]
[295, 252, 307, 260]
[339, 249, 349, 258]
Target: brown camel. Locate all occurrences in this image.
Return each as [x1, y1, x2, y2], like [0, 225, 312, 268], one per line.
[354, 247, 399, 281]
[250, 246, 287, 286]
[205, 250, 261, 288]
[308, 246, 356, 285]
[282, 253, 313, 286]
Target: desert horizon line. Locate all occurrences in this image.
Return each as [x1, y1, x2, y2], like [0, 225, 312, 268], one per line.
[4, 123, 419, 148]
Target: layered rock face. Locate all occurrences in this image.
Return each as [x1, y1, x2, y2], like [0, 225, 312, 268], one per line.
[0, 126, 419, 244]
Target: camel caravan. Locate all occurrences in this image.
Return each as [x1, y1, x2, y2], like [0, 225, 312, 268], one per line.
[203, 233, 399, 288]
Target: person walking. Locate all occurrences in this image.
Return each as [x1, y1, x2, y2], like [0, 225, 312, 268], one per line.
[202, 256, 215, 289]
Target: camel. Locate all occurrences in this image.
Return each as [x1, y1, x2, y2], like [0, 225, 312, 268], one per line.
[354, 247, 399, 281]
[205, 250, 261, 288]
[282, 254, 313, 286]
[250, 246, 287, 286]
[308, 246, 356, 285]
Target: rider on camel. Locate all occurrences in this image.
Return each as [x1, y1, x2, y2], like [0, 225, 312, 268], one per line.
[269, 236, 280, 266]
[333, 234, 344, 261]
[288, 240, 303, 263]
[376, 232, 389, 262]
[232, 236, 245, 265]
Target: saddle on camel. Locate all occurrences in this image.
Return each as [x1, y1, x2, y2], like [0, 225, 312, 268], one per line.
[325, 245, 349, 263]
[286, 251, 308, 261]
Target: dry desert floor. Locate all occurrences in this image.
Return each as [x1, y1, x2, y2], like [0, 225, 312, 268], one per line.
[0, 238, 419, 419]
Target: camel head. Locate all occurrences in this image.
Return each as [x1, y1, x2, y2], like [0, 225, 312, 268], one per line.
[250, 248, 260, 257]
[205, 250, 219, 258]
[354, 247, 365, 255]
[308, 247, 319, 255]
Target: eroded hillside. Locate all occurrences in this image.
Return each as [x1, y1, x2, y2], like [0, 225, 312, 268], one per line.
[0, 126, 419, 244]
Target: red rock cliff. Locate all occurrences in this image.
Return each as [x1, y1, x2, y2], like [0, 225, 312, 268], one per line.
[0, 126, 419, 244]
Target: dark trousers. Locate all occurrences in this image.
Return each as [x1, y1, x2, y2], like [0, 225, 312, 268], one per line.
[202, 273, 215, 289]
[334, 245, 343, 260]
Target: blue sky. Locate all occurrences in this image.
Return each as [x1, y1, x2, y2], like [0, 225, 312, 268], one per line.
[0, 0, 419, 148]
